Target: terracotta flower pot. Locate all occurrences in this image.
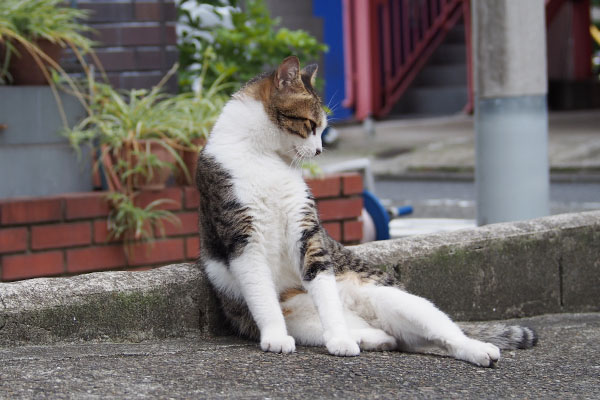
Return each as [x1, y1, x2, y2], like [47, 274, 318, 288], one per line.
[177, 137, 206, 185]
[120, 141, 177, 191]
[5, 39, 62, 85]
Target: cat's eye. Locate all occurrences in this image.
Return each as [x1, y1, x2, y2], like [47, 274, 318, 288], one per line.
[281, 113, 305, 121]
[308, 120, 317, 135]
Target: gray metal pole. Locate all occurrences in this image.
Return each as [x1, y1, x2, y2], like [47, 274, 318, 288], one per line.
[472, 0, 550, 226]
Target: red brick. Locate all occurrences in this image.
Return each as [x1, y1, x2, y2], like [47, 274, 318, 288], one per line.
[80, 3, 133, 23]
[343, 220, 363, 243]
[120, 71, 164, 90]
[94, 219, 132, 244]
[183, 187, 200, 209]
[127, 238, 185, 267]
[317, 198, 363, 221]
[185, 237, 200, 260]
[159, 212, 197, 237]
[94, 220, 114, 244]
[65, 192, 111, 220]
[1, 198, 62, 225]
[135, 188, 182, 211]
[134, 2, 161, 20]
[135, 49, 163, 71]
[96, 49, 136, 71]
[0, 227, 28, 254]
[121, 26, 162, 46]
[165, 24, 177, 44]
[342, 174, 364, 195]
[163, 2, 177, 21]
[2, 251, 64, 281]
[32, 222, 92, 250]
[306, 176, 341, 199]
[94, 27, 121, 46]
[66, 245, 127, 273]
[322, 222, 342, 242]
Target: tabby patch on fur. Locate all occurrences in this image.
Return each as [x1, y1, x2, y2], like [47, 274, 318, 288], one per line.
[196, 56, 537, 366]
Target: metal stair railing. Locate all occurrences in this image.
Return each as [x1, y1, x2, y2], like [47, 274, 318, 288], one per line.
[343, 0, 473, 121]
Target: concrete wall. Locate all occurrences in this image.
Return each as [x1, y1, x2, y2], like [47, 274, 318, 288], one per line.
[0, 87, 92, 198]
[1, 210, 598, 346]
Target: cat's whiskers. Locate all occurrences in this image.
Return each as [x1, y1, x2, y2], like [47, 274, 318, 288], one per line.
[289, 152, 302, 170]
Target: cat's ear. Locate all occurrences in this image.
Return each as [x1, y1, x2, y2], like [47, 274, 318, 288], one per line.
[275, 56, 300, 89]
[300, 64, 318, 88]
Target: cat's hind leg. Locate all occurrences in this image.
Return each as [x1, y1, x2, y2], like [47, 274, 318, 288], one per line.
[280, 289, 325, 347]
[364, 285, 500, 367]
[281, 288, 397, 352]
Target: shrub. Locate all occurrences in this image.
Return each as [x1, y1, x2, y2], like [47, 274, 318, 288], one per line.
[177, 0, 327, 93]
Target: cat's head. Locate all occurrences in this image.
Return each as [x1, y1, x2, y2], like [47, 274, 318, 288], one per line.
[241, 56, 327, 161]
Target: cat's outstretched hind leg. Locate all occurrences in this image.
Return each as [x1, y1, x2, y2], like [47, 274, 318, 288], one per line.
[366, 286, 500, 367]
[281, 289, 397, 351]
[349, 328, 398, 351]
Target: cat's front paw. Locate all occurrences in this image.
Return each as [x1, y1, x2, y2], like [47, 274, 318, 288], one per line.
[326, 336, 360, 357]
[260, 334, 296, 354]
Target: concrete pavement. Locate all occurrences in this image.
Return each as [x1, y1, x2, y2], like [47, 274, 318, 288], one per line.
[1, 313, 599, 399]
[321, 110, 600, 180]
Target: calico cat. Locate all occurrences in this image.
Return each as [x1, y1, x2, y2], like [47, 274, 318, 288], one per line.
[195, 56, 537, 367]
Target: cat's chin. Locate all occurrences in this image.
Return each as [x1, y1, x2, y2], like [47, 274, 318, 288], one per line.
[276, 149, 298, 164]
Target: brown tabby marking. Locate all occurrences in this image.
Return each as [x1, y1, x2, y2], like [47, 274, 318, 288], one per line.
[237, 56, 324, 139]
[280, 288, 307, 302]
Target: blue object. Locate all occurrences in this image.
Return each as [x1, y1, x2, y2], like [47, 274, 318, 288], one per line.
[312, 0, 353, 122]
[395, 205, 414, 216]
[362, 190, 390, 241]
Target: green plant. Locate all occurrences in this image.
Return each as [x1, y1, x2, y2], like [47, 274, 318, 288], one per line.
[64, 64, 228, 247]
[106, 192, 181, 245]
[0, 0, 95, 124]
[177, 0, 327, 93]
[302, 161, 323, 179]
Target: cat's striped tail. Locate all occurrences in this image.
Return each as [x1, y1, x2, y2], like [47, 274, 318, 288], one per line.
[458, 323, 538, 350]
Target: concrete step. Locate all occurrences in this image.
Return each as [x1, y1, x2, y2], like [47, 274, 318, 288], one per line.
[390, 86, 468, 116]
[429, 43, 467, 65]
[444, 22, 466, 44]
[413, 63, 467, 87]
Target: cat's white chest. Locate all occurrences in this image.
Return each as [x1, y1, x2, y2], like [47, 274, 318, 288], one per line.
[204, 97, 320, 293]
[238, 163, 309, 290]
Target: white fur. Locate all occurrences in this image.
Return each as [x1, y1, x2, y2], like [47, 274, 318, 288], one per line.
[203, 95, 501, 366]
[205, 96, 329, 353]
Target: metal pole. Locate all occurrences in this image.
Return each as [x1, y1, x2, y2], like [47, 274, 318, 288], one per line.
[472, 0, 550, 226]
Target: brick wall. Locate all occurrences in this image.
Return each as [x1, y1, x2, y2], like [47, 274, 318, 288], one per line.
[0, 174, 363, 282]
[70, 0, 178, 91]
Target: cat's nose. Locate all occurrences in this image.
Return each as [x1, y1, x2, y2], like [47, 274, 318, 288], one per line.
[315, 148, 322, 156]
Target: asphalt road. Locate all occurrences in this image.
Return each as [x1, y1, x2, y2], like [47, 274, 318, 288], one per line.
[1, 313, 599, 399]
[375, 179, 600, 218]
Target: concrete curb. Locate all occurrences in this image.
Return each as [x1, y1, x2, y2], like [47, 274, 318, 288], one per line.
[0, 264, 223, 346]
[1, 211, 598, 346]
[351, 210, 600, 320]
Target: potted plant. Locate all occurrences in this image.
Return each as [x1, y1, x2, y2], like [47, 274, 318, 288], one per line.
[63, 64, 228, 246]
[172, 55, 231, 184]
[0, 0, 93, 85]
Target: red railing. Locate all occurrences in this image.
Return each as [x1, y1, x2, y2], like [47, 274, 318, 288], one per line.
[343, 0, 472, 120]
[546, 0, 567, 26]
[546, 0, 592, 80]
